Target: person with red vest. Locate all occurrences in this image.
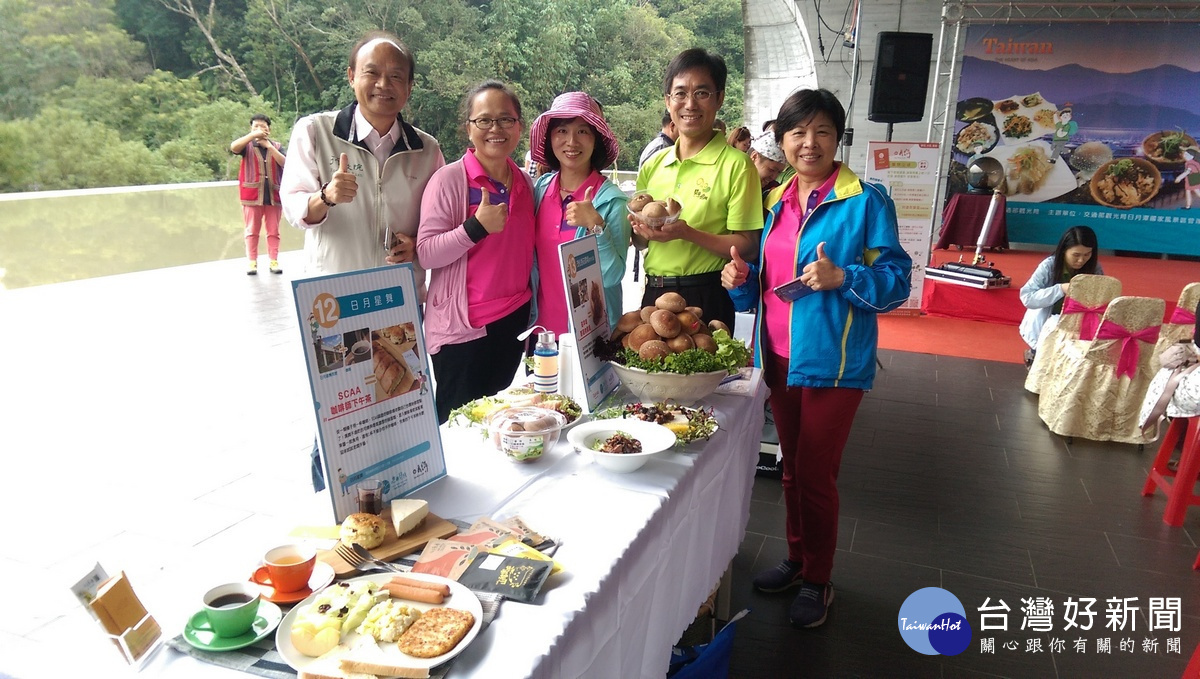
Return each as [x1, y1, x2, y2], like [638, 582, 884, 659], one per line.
[230, 114, 286, 274]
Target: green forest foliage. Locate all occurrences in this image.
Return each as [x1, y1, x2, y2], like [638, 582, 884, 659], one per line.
[0, 0, 745, 192]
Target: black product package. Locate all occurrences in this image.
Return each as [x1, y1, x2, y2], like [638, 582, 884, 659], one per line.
[457, 553, 554, 603]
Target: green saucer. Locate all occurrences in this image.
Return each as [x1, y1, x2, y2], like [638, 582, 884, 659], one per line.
[183, 600, 282, 652]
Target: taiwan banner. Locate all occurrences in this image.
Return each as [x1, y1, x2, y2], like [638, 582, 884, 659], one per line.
[950, 23, 1200, 256]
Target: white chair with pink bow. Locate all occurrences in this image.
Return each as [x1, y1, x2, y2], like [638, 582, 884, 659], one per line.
[1151, 282, 1200, 371]
[1025, 274, 1122, 394]
[1038, 296, 1165, 445]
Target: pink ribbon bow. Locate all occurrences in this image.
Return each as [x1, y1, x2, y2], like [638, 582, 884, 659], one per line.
[1061, 298, 1108, 340]
[1167, 305, 1196, 326]
[1094, 320, 1161, 379]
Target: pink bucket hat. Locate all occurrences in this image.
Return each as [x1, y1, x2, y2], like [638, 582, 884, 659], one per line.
[530, 92, 620, 167]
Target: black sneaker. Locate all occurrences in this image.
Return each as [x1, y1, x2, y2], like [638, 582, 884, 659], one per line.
[752, 559, 803, 593]
[789, 581, 834, 628]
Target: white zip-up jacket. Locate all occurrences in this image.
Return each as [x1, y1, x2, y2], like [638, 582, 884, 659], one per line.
[281, 104, 444, 300]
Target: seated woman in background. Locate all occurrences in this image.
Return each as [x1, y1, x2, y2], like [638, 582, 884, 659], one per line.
[1140, 300, 1200, 436]
[1018, 225, 1102, 367]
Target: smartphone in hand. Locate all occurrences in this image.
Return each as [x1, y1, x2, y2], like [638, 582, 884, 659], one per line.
[773, 277, 818, 303]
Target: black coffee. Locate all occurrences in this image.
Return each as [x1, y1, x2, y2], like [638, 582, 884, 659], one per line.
[209, 593, 253, 609]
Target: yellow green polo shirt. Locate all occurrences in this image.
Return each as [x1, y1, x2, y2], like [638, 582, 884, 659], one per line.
[636, 134, 764, 276]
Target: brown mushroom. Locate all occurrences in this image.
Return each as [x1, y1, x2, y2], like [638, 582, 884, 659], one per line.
[642, 202, 668, 220]
[638, 339, 671, 361]
[666, 333, 694, 353]
[708, 319, 731, 335]
[649, 309, 682, 339]
[617, 310, 643, 333]
[640, 305, 657, 323]
[685, 306, 704, 319]
[675, 310, 703, 335]
[628, 192, 654, 212]
[627, 323, 660, 351]
[655, 292, 687, 313]
[693, 333, 718, 353]
[665, 197, 682, 215]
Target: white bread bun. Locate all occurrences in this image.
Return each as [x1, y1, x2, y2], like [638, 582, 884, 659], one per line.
[339, 512, 386, 549]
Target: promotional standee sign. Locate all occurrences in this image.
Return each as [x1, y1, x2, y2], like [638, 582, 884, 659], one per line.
[864, 141, 940, 311]
[558, 235, 619, 411]
[292, 264, 446, 522]
[953, 23, 1200, 256]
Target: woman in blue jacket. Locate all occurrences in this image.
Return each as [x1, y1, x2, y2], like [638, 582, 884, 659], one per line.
[528, 92, 631, 334]
[722, 89, 911, 629]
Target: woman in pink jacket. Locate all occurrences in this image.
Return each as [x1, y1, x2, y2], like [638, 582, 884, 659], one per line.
[416, 80, 536, 423]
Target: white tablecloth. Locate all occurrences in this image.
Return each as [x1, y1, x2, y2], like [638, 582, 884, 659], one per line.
[145, 380, 767, 679]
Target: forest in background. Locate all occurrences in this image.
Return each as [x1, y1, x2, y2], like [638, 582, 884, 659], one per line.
[0, 0, 745, 193]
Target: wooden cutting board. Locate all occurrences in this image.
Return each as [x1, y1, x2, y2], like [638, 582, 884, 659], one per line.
[319, 510, 458, 577]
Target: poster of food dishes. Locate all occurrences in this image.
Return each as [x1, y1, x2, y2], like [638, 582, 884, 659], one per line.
[293, 264, 445, 522]
[558, 235, 620, 411]
[864, 141, 941, 312]
[951, 23, 1200, 256]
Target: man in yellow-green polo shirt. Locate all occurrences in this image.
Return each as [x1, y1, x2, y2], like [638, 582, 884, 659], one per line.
[633, 48, 763, 331]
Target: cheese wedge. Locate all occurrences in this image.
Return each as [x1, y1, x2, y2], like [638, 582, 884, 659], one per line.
[391, 498, 430, 537]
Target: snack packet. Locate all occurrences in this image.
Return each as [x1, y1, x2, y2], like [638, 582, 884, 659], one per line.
[411, 539, 478, 580]
[489, 538, 563, 575]
[500, 515, 548, 548]
[457, 554, 554, 603]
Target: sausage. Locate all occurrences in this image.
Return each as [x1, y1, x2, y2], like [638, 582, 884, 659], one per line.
[384, 582, 444, 604]
[388, 576, 451, 597]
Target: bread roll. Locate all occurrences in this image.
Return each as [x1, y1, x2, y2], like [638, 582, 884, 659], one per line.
[340, 512, 386, 549]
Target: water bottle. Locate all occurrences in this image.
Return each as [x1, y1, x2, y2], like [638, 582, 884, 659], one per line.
[533, 331, 559, 394]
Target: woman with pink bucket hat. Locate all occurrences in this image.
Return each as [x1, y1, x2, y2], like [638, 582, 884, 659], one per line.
[529, 92, 631, 333]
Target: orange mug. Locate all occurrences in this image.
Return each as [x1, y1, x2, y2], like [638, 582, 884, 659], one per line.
[254, 544, 316, 593]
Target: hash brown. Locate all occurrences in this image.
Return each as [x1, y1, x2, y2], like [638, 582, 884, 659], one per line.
[397, 607, 475, 658]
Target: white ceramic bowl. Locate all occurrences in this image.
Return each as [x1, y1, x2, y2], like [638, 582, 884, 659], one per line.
[568, 419, 677, 473]
[607, 362, 728, 405]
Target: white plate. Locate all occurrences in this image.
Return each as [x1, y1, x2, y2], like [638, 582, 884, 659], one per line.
[992, 92, 1058, 145]
[590, 403, 719, 446]
[984, 140, 1078, 203]
[274, 572, 483, 672]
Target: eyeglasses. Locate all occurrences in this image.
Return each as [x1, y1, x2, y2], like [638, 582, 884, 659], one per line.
[669, 89, 716, 103]
[467, 117, 519, 130]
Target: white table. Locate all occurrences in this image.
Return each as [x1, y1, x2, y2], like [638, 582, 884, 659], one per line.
[117, 382, 767, 679]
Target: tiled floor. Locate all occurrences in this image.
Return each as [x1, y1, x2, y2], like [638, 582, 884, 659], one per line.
[727, 351, 1200, 678]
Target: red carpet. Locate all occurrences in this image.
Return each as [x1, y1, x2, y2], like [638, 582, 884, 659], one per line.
[878, 250, 1198, 364]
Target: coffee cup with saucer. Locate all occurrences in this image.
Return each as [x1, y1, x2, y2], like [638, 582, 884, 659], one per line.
[248, 556, 333, 604]
[184, 582, 282, 652]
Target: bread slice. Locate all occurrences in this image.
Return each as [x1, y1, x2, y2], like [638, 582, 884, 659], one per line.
[338, 657, 431, 678]
[396, 607, 475, 659]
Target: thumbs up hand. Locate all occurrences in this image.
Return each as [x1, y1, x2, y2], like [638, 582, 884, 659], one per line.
[325, 153, 358, 205]
[721, 245, 750, 290]
[799, 241, 844, 291]
[565, 186, 604, 233]
[475, 188, 508, 234]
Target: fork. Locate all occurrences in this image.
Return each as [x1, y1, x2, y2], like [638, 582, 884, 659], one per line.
[333, 542, 402, 573]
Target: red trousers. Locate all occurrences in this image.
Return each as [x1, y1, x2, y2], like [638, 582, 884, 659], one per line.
[764, 351, 864, 584]
[243, 205, 282, 260]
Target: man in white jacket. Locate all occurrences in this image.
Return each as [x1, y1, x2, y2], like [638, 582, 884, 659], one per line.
[281, 30, 445, 301]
